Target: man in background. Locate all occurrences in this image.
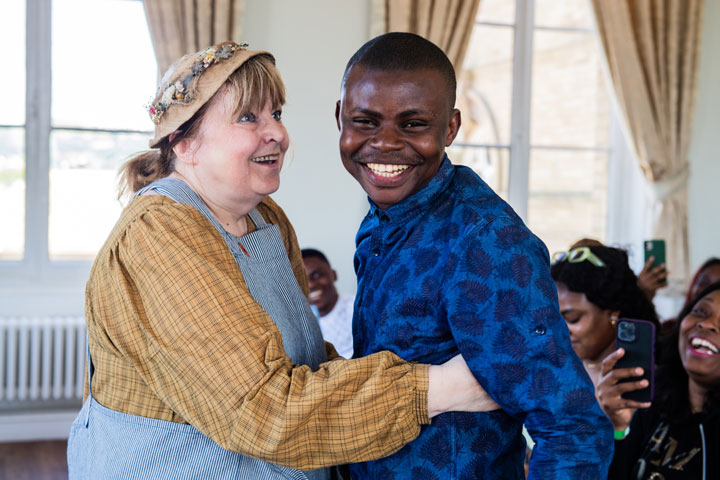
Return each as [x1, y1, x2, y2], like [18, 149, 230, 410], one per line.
[301, 248, 354, 358]
[335, 32, 613, 479]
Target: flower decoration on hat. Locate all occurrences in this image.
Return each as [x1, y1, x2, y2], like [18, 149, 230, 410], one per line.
[147, 42, 249, 125]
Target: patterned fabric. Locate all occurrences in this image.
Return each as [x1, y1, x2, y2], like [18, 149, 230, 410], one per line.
[84, 192, 430, 470]
[350, 157, 614, 479]
[318, 294, 355, 358]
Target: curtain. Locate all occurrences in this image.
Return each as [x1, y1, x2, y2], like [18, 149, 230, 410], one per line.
[591, 0, 704, 284]
[370, 0, 482, 70]
[143, 0, 245, 74]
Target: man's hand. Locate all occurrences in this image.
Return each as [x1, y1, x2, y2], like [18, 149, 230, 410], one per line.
[427, 354, 500, 417]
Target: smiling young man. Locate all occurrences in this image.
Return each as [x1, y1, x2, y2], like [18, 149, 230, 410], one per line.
[335, 32, 613, 479]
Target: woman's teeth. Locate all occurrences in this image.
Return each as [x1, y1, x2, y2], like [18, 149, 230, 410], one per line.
[691, 337, 719, 355]
[366, 163, 410, 177]
[250, 155, 278, 164]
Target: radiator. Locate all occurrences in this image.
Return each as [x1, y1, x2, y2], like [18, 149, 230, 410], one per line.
[0, 316, 86, 409]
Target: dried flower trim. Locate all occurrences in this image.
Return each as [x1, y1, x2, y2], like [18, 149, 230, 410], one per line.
[147, 42, 249, 124]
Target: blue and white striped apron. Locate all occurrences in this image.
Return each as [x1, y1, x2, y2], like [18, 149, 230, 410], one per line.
[68, 178, 333, 479]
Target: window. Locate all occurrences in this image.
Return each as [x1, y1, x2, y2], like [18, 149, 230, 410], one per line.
[451, 0, 623, 255]
[0, 1, 156, 281]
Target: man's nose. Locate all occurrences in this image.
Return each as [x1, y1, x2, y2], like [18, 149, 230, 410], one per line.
[369, 126, 403, 151]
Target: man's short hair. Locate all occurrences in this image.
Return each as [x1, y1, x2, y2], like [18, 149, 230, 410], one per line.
[301, 248, 330, 264]
[341, 32, 457, 110]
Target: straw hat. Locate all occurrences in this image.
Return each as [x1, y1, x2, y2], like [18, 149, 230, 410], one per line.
[147, 41, 273, 148]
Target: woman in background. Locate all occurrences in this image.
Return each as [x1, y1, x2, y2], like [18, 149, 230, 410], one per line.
[67, 41, 495, 479]
[605, 281, 720, 479]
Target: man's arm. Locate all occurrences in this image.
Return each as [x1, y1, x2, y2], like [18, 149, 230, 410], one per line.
[444, 216, 613, 479]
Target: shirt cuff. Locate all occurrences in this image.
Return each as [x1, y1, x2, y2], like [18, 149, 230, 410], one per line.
[412, 363, 431, 425]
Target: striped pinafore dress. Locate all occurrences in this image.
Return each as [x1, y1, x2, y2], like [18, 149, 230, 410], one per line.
[68, 178, 335, 479]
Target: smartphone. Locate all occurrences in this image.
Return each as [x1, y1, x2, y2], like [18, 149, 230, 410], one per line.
[643, 239, 666, 270]
[615, 318, 655, 403]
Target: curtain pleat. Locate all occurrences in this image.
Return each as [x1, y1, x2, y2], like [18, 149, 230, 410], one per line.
[591, 0, 704, 283]
[373, 0, 482, 70]
[142, 0, 245, 74]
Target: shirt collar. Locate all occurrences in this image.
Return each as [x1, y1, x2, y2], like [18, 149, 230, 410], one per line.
[368, 155, 455, 223]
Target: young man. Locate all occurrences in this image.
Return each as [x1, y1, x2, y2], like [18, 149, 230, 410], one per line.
[301, 248, 354, 358]
[335, 32, 613, 479]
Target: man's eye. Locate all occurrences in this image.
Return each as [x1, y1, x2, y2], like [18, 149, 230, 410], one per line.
[238, 113, 256, 122]
[352, 118, 375, 126]
[403, 121, 426, 128]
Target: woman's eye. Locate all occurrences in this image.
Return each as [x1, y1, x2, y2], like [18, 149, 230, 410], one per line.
[272, 110, 283, 121]
[690, 307, 708, 317]
[238, 113, 256, 123]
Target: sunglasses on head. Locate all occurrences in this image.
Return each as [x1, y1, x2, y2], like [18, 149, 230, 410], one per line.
[551, 246, 606, 267]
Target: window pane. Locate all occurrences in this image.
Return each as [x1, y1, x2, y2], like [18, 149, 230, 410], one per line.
[476, 0, 515, 25]
[0, 1, 25, 125]
[0, 128, 26, 260]
[530, 29, 610, 147]
[527, 148, 608, 254]
[458, 25, 514, 146]
[52, 0, 157, 130]
[447, 145, 509, 200]
[49, 130, 148, 259]
[535, 0, 594, 29]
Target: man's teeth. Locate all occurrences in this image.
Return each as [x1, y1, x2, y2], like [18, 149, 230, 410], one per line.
[309, 291, 322, 301]
[250, 155, 278, 163]
[366, 163, 410, 177]
[691, 337, 719, 354]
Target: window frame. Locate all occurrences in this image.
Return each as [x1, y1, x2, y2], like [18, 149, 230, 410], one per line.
[0, 0, 151, 311]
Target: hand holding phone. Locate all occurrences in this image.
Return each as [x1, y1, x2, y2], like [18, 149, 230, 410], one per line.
[615, 318, 655, 403]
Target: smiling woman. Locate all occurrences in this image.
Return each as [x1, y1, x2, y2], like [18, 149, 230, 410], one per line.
[608, 281, 720, 479]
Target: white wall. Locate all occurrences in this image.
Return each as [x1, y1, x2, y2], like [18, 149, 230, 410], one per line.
[243, 0, 371, 295]
[688, 0, 720, 273]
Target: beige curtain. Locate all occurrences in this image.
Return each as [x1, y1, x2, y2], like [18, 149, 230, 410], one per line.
[370, 0, 481, 69]
[591, 0, 704, 284]
[143, 0, 245, 74]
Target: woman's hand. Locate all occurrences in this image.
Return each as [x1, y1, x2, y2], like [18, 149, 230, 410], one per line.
[637, 257, 668, 300]
[596, 348, 651, 430]
[427, 354, 500, 417]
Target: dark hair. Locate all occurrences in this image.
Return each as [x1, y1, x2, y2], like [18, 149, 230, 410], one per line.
[655, 281, 720, 421]
[301, 248, 330, 264]
[550, 245, 659, 324]
[118, 55, 285, 198]
[341, 32, 457, 111]
[682, 257, 720, 310]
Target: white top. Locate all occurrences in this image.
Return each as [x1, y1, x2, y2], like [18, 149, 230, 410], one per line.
[318, 294, 354, 359]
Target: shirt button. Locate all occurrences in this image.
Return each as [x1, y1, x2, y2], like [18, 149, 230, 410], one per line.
[534, 325, 547, 335]
[372, 249, 380, 257]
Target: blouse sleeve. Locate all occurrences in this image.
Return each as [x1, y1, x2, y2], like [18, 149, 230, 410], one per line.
[88, 199, 429, 470]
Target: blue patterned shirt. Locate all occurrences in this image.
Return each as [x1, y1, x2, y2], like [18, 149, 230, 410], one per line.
[349, 157, 613, 479]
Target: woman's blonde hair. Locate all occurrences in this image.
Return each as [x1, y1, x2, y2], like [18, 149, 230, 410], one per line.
[118, 54, 285, 199]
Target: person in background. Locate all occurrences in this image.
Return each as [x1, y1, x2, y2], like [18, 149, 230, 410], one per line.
[336, 32, 613, 479]
[570, 238, 668, 301]
[684, 258, 720, 311]
[551, 245, 659, 387]
[301, 248, 354, 358]
[605, 281, 720, 479]
[66, 41, 498, 479]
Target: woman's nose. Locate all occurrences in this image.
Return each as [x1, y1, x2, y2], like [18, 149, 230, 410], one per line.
[261, 116, 287, 144]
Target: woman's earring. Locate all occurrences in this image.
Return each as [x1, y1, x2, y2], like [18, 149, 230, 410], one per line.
[610, 315, 618, 328]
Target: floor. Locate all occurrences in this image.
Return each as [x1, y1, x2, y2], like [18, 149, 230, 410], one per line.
[0, 441, 68, 480]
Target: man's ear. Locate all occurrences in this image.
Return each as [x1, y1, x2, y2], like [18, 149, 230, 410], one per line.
[332, 269, 338, 283]
[445, 108, 461, 147]
[172, 136, 198, 166]
[335, 100, 342, 131]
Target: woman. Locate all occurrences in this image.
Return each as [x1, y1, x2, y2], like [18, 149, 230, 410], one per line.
[67, 42, 496, 479]
[604, 281, 720, 479]
[684, 258, 720, 310]
[550, 245, 659, 386]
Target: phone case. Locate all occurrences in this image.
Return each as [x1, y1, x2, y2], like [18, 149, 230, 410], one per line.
[615, 318, 655, 403]
[643, 239, 666, 269]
